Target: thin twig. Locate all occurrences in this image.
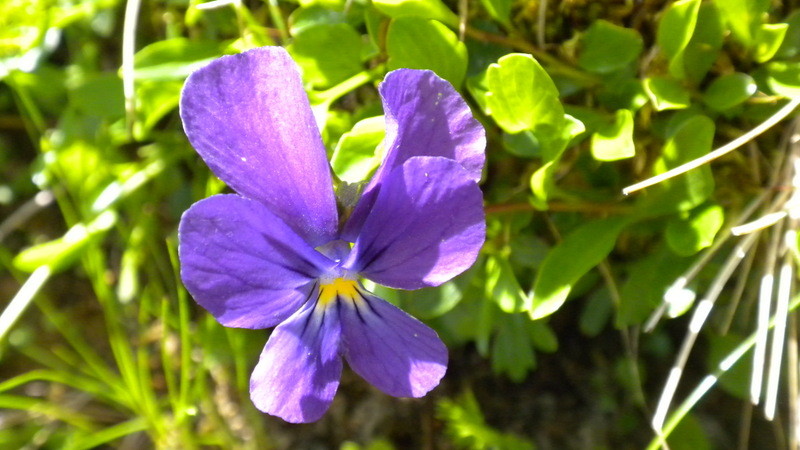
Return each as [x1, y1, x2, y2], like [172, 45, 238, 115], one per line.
[122, 0, 142, 136]
[624, 98, 800, 195]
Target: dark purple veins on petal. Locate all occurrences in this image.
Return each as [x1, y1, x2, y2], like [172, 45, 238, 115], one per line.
[178, 194, 335, 329]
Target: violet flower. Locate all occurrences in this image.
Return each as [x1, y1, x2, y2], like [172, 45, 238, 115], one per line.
[178, 46, 485, 423]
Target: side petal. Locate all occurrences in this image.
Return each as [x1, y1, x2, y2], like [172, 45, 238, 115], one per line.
[343, 157, 485, 289]
[179, 194, 335, 329]
[250, 298, 343, 423]
[342, 69, 485, 240]
[340, 289, 447, 397]
[180, 46, 338, 246]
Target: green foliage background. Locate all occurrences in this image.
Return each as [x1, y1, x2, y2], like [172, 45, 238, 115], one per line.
[1, 0, 800, 448]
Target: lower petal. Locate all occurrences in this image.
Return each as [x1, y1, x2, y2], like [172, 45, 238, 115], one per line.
[340, 288, 447, 398]
[250, 298, 343, 423]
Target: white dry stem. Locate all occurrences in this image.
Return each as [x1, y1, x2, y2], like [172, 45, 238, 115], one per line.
[623, 97, 800, 196]
[752, 218, 784, 405]
[765, 253, 793, 420]
[122, 0, 142, 134]
[644, 193, 769, 333]
[196, 0, 239, 9]
[652, 231, 760, 432]
[0, 266, 52, 342]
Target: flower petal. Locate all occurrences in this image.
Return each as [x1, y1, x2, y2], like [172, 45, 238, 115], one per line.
[342, 69, 485, 240]
[179, 194, 335, 329]
[343, 156, 485, 289]
[340, 289, 447, 397]
[250, 297, 343, 423]
[180, 46, 338, 246]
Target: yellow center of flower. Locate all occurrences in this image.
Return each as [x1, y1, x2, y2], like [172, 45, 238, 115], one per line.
[318, 278, 360, 307]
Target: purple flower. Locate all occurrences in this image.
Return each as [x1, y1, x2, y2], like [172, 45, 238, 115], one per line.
[177, 46, 485, 423]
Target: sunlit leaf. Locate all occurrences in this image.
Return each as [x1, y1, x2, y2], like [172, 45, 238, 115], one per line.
[702, 73, 756, 111]
[712, 0, 770, 47]
[636, 114, 716, 215]
[484, 53, 564, 134]
[330, 116, 384, 182]
[665, 203, 725, 256]
[590, 109, 635, 161]
[387, 17, 467, 87]
[657, 0, 701, 79]
[528, 216, 631, 320]
[133, 38, 224, 81]
[372, 0, 459, 27]
[766, 61, 800, 98]
[643, 77, 691, 111]
[754, 23, 789, 63]
[288, 23, 364, 88]
[485, 256, 526, 314]
[579, 20, 643, 74]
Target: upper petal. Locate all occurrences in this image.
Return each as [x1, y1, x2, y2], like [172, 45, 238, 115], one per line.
[342, 157, 485, 289]
[342, 69, 485, 240]
[180, 46, 338, 246]
[250, 296, 343, 423]
[340, 289, 447, 398]
[179, 194, 335, 329]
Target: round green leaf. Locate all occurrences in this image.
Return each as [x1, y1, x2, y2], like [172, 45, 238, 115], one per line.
[578, 20, 643, 74]
[644, 77, 691, 111]
[386, 17, 467, 87]
[288, 23, 364, 88]
[372, 0, 459, 27]
[702, 73, 756, 111]
[665, 203, 725, 256]
[590, 109, 635, 161]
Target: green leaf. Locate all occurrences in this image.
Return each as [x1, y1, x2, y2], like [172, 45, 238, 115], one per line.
[636, 115, 716, 215]
[665, 203, 725, 256]
[580, 289, 612, 336]
[288, 5, 346, 35]
[643, 77, 691, 111]
[775, 10, 800, 59]
[330, 116, 384, 182]
[69, 74, 125, 119]
[617, 247, 694, 327]
[484, 53, 564, 134]
[492, 314, 536, 381]
[681, 3, 724, 82]
[707, 333, 752, 400]
[386, 17, 467, 87]
[288, 23, 364, 88]
[528, 320, 558, 353]
[657, 0, 701, 79]
[766, 61, 800, 98]
[754, 23, 789, 63]
[437, 391, 535, 449]
[372, 0, 459, 27]
[485, 256, 527, 313]
[668, 412, 712, 450]
[501, 130, 539, 158]
[590, 109, 635, 161]
[14, 211, 117, 273]
[701, 73, 756, 111]
[133, 38, 223, 81]
[712, 0, 770, 47]
[578, 20, 643, 74]
[528, 216, 631, 320]
[134, 80, 183, 139]
[478, 0, 512, 27]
